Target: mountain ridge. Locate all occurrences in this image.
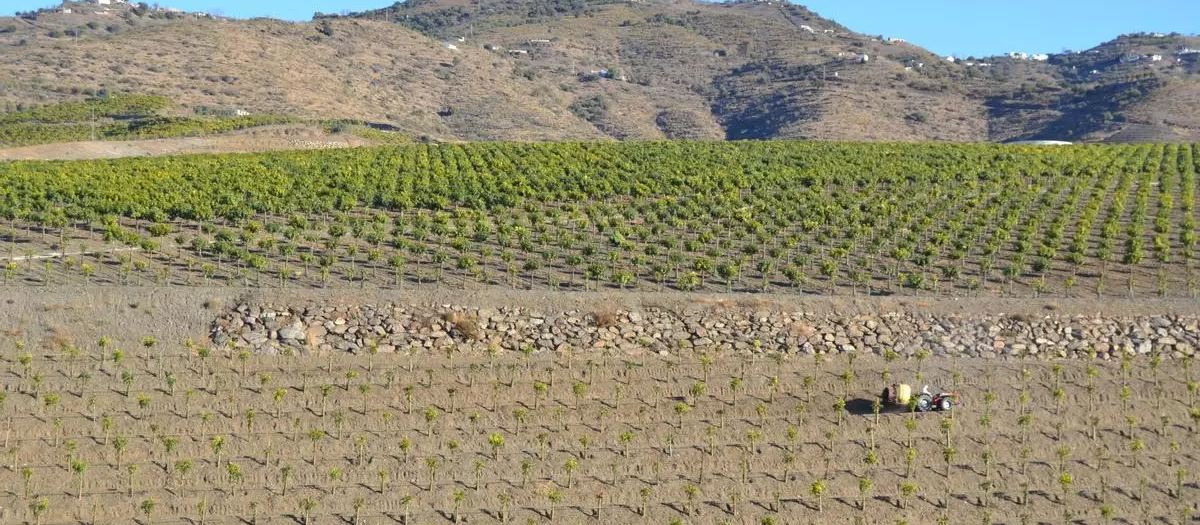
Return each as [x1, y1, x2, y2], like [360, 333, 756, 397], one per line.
[1, 0, 1198, 144]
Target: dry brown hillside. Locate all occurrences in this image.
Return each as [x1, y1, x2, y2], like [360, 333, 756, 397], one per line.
[1, 0, 1198, 143]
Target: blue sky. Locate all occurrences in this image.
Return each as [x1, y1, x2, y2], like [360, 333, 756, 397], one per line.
[8, 0, 1197, 57]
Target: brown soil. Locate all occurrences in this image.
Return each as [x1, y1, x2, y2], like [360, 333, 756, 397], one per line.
[0, 127, 375, 161]
[0, 288, 1196, 525]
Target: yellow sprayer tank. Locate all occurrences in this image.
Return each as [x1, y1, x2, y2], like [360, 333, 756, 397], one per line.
[896, 384, 912, 405]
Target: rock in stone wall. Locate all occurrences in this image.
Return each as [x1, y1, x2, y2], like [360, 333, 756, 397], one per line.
[210, 302, 1200, 360]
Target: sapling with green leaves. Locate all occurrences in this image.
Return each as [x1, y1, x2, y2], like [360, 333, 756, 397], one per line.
[811, 479, 827, 512]
[71, 459, 86, 499]
[691, 381, 707, 407]
[683, 484, 699, 516]
[512, 408, 527, 434]
[1175, 468, 1187, 500]
[858, 476, 874, 511]
[564, 459, 578, 488]
[943, 446, 957, 478]
[520, 459, 533, 488]
[139, 498, 155, 524]
[533, 381, 548, 410]
[30, 497, 48, 525]
[1055, 445, 1070, 474]
[1058, 473, 1073, 504]
[306, 430, 323, 463]
[399, 437, 412, 466]
[299, 498, 317, 525]
[424, 406, 440, 435]
[1130, 439, 1145, 467]
[112, 435, 128, 469]
[545, 488, 563, 520]
[674, 402, 690, 429]
[121, 371, 134, 397]
[174, 459, 193, 487]
[570, 381, 588, 411]
[899, 481, 917, 510]
[619, 430, 633, 457]
[426, 456, 439, 490]
[488, 433, 505, 459]
[834, 397, 847, 426]
[319, 385, 333, 416]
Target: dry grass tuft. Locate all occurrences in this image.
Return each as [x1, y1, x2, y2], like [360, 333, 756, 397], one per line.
[592, 309, 620, 329]
[45, 325, 74, 350]
[443, 311, 483, 340]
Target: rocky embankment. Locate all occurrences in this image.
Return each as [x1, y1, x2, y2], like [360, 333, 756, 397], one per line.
[210, 302, 1200, 360]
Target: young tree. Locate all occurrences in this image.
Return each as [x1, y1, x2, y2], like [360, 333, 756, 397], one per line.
[1058, 473, 1074, 504]
[426, 457, 439, 491]
[30, 497, 49, 525]
[858, 476, 873, 511]
[452, 490, 466, 524]
[488, 433, 505, 459]
[564, 459, 578, 488]
[811, 479, 827, 511]
[140, 498, 155, 524]
[279, 465, 293, 496]
[71, 460, 86, 499]
[899, 481, 918, 509]
[299, 498, 317, 525]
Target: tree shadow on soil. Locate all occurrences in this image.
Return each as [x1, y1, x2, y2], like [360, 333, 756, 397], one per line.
[845, 398, 885, 416]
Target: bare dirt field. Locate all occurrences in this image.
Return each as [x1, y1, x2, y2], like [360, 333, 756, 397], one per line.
[0, 288, 1196, 525]
[0, 126, 374, 161]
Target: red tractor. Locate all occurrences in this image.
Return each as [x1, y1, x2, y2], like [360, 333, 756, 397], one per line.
[880, 383, 960, 412]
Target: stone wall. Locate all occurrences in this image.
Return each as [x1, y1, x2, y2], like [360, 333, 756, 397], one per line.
[210, 301, 1200, 360]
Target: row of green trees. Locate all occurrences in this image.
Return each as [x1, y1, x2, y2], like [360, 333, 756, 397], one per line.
[2, 141, 1198, 295]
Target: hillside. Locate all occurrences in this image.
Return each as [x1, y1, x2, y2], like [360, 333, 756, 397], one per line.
[1, 0, 1199, 144]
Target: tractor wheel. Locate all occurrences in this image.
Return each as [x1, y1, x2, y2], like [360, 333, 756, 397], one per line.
[939, 397, 952, 411]
[916, 394, 932, 412]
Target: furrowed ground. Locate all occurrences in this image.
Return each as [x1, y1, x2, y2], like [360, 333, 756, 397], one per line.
[1, 141, 1199, 525]
[0, 141, 1197, 299]
[1, 338, 1197, 525]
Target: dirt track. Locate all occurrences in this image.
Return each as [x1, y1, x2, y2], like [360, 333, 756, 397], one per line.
[5, 287, 1200, 355]
[0, 128, 371, 161]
